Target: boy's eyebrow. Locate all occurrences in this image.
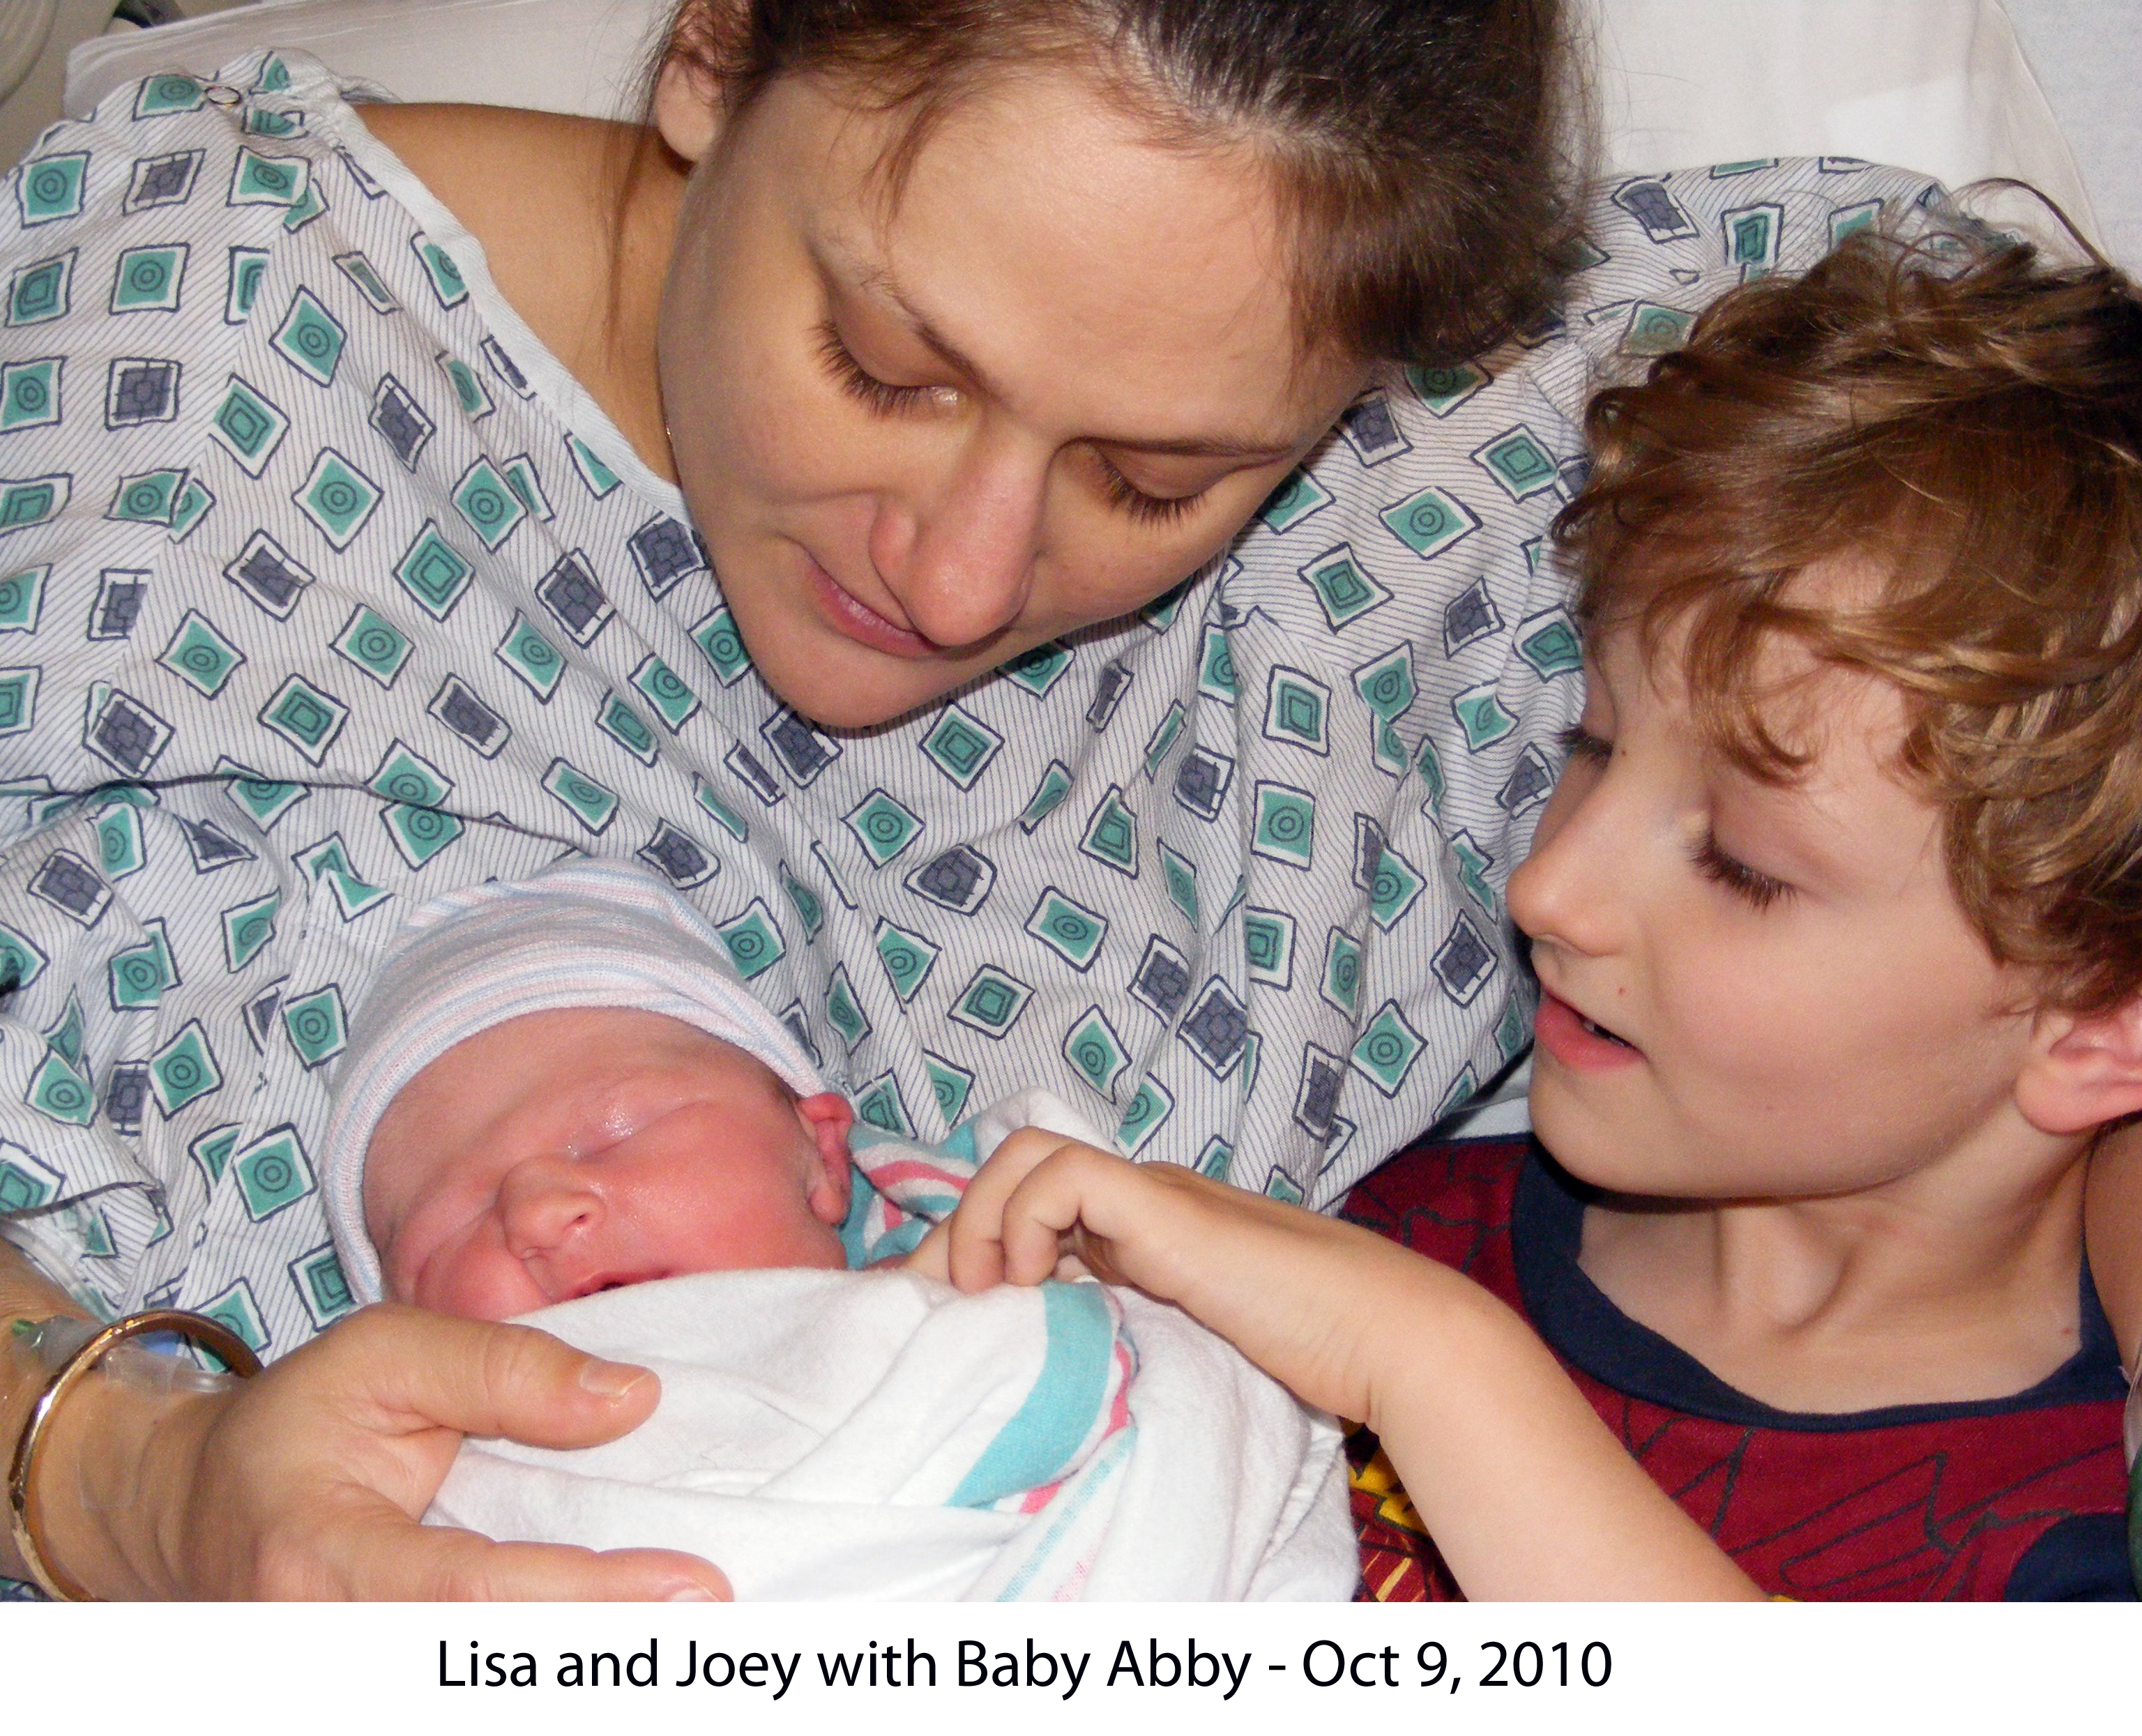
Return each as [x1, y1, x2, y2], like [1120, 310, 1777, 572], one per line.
[824, 248, 1297, 462]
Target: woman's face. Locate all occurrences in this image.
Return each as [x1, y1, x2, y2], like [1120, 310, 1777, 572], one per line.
[654, 64, 1369, 728]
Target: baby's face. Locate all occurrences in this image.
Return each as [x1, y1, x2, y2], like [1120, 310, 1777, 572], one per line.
[363, 1007, 855, 1320]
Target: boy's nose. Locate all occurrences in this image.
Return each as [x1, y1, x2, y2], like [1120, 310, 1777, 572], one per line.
[1506, 772, 1624, 958]
[497, 1158, 606, 1260]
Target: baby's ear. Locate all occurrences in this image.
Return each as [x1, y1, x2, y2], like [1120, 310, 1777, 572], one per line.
[796, 1092, 854, 1224]
[2017, 997, 2142, 1135]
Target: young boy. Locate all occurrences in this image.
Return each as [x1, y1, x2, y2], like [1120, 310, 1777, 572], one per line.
[928, 228, 2142, 1600]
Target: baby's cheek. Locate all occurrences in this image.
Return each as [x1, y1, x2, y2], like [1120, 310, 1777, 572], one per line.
[416, 1234, 542, 1322]
[691, 1197, 847, 1274]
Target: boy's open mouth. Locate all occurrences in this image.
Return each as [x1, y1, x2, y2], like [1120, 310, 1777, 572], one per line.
[1534, 988, 1643, 1065]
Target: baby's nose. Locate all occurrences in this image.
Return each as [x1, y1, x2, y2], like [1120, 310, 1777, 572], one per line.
[498, 1159, 605, 1258]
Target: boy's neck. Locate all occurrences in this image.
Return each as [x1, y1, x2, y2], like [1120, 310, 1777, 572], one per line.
[1570, 1116, 2095, 1414]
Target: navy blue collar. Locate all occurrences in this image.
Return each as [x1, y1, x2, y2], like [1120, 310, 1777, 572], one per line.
[1512, 1141, 2129, 1431]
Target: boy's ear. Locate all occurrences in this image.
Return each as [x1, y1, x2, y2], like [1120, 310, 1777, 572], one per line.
[795, 1091, 854, 1224]
[2016, 998, 2142, 1135]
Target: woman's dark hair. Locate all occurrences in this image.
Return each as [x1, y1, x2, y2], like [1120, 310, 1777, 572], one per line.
[638, 0, 1585, 367]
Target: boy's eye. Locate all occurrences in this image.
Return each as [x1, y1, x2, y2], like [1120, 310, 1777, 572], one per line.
[1557, 723, 1613, 763]
[1692, 835, 1793, 911]
[814, 320, 943, 416]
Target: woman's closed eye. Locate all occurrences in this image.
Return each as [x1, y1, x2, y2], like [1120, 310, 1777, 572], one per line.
[1692, 834, 1793, 911]
[814, 319, 950, 416]
[816, 319, 1210, 528]
[1092, 451, 1205, 527]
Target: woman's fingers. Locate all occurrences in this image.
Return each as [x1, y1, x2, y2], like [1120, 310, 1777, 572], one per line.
[314, 1499, 728, 1601]
[321, 1305, 661, 1451]
[157, 1303, 734, 1600]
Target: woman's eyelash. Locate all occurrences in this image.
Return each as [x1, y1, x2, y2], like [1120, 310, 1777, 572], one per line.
[1557, 724, 1611, 762]
[1692, 835, 1792, 910]
[1095, 455, 1201, 528]
[814, 320, 931, 416]
[815, 320, 1202, 528]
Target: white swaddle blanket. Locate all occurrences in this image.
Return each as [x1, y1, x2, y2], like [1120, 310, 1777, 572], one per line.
[427, 1265, 1355, 1600]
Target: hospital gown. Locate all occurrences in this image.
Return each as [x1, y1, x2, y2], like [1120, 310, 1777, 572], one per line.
[0, 50, 1940, 1356]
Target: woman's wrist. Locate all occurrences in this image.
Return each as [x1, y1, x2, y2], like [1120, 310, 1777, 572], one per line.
[28, 1365, 220, 1599]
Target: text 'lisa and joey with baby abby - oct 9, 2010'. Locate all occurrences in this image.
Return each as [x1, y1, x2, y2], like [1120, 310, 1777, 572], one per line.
[434, 1631, 1613, 1702]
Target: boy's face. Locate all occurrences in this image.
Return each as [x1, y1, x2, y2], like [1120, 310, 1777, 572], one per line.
[1509, 593, 2042, 1201]
[363, 1007, 855, 1320]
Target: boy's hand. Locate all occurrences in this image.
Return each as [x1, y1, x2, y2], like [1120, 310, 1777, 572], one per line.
[900, 1128, 1094, 1284]
[926, 1128, 1764, 1599]
[939, 1129, 1419, 1425]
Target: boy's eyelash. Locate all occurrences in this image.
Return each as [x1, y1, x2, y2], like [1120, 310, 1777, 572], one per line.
[815, 320, 932, 416]
[1554, 723, 1790, 910]
[1692, 835, 1792, 911]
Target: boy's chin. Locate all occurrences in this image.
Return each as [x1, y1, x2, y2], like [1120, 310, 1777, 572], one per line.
[1527, 1090, 1706, 1201]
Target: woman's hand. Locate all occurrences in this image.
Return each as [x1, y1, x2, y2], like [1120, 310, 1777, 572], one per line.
[36, 1302, 732, 1601]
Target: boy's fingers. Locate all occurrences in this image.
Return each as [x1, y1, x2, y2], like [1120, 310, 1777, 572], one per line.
[997, 1146, 1126, 1285]
[945, 1128, 1084, 1292]
[902, 1220, 952, 1280]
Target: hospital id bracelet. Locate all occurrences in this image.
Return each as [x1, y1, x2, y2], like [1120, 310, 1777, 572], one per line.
[7, 1309, 261, 1601]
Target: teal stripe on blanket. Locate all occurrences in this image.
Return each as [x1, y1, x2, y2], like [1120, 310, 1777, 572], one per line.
[950, 1282, 1115, 1509]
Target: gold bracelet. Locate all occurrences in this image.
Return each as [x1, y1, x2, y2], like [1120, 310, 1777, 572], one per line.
[7, 1310, 261, 1601]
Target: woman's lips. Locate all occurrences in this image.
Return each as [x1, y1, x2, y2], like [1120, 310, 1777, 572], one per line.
[803, 551, 941, 660]
[1534, 989, 1643, 1071]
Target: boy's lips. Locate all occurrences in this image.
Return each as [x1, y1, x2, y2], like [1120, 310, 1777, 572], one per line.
[803, 551, 943, 659]
[1534, 989, 1643, 1070]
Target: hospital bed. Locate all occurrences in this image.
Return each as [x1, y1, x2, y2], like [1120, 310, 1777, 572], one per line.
[3, 1, 2131, 273]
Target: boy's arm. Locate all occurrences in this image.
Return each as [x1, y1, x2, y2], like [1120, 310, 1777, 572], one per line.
[946, 1132, 1763, 1601]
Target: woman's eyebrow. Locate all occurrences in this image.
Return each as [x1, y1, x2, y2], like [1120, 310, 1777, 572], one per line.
[832, 250, 1296, 461]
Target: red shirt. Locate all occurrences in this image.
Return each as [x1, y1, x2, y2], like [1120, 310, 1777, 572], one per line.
[1342, 1136, 2132, 1601]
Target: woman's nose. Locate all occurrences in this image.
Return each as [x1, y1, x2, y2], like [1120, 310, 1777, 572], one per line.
[496, 1159, 605, 1260]
[870, 432, 1044, 648]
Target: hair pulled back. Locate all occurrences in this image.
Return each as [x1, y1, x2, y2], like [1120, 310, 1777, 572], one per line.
[652, 0, 1583, 367]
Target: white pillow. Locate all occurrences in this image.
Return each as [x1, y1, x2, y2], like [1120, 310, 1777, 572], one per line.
[65, 0, 2102, 250]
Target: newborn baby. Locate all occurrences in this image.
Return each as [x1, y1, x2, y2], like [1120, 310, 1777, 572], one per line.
[321, 859, 854, 1313]
[358, 1006, 852, 1319]
[321, 860, 1353, 1601]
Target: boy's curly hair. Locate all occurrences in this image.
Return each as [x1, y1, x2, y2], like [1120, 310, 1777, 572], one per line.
[1555, 225, 2142, 1011]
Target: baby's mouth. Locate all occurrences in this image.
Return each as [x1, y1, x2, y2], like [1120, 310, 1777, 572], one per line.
[564, 1267, 670, 1300]
[1576, 1010, 1634, 1049]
